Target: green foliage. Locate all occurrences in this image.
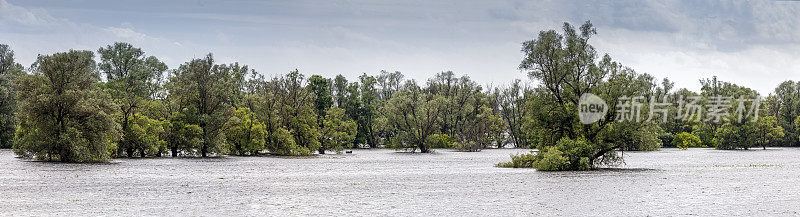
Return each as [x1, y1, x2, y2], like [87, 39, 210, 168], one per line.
[274, 70, 321, 153]
[0, 44, 24, 148]
[129, 115, 168, 156]
[714, 116, 784, 150]
[385, 82, 445, 153]
[501, 137, 595, 170]
[496, 151, 536, 168]
[690, 123, 715, 148]
[714, 123, 745, 150]
[498, 79, 530, 148]
[167, 54, 244, 157]
[506, 20, 663, 170]
[319, 107, 357, 153]
[97, 42, 167, 157]
[747, 116, 784, 150]
[672, 132, 702, 149]
[226, 107, 266, 156]
[427, 134, 454, 149]
[13, 50, 119, 162]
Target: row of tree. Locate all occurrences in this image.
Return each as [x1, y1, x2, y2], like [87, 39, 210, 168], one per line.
[0, 21, 797, 168]
[0, 42, 521, 162]
[498, 21, 789, 171]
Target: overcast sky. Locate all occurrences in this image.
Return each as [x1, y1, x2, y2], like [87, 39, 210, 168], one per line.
[2, 0, 799, 94]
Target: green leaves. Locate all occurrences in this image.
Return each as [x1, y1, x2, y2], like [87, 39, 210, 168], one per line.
[673, 132, 702, 149]
[14, 50, 118, 162]
[320, 107, 357, 153]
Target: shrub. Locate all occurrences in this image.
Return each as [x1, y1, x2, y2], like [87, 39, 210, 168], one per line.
[672, 132, 703, 149]
[497, 137, 594, 171]
[496, 151, 536, 168]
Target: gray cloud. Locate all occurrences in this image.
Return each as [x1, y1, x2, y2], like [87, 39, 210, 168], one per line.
[1, 0, 799, 94]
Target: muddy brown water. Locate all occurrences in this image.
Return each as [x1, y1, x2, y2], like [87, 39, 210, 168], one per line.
[1, 148, 799, 216]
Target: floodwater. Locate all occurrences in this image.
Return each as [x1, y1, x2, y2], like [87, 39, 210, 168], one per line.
[1, 148, 799, 216]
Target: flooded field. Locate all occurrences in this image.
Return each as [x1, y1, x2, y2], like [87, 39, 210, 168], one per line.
[1, 148, 799, 216]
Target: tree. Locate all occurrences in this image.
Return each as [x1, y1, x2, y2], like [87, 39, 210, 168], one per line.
[385, 81, 445, 153]
[499, 79, 530, 148]
[129, 114, 168, 156]
[167, 54, 243, 157]
[358, 73, 380, 148]
[320, 107, 357, 153]
[746, 116, 784, 150]
[308, 75, 333, 153]
[512, 21, 661, 170]
[672, 132, 702, 149]
[98, 42, 167, 157]
[0, 44, 24, 148]
[376, 70, 404, 100]
[13, 50, 118, 162]
[226, 107, 266, 156]
[274, 70, 320, 154]
[714, 123, 745, 150]
[772, 81, 800, 146]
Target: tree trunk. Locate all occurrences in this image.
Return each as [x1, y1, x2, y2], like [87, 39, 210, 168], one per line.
[318, 146, 326, 154]
[139, 149, 146, 158]
[171, 147, 178, 157]
[126, 148, 134, 158]
[201, 146, 208, 157]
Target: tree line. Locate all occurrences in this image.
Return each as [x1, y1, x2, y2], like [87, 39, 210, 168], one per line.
[0, 43, 514, 162]
[0, 21, 798, 170]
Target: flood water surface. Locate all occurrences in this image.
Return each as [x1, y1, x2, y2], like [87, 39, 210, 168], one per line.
[1, 148, 799, 216]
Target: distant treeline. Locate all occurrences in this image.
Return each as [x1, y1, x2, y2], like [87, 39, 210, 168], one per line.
[0, 21, 798, 169]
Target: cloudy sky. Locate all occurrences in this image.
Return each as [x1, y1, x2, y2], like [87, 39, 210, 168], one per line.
[1, 0, 799, 94]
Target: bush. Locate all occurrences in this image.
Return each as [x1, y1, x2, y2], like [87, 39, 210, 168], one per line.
[497, 137, 594, 171]
[496, 151, 536, 168]
[533, 146, 569, 171]
[453, 141, 482, 152]
[672, 132, 703, 149]
[428, 134, 454, 148]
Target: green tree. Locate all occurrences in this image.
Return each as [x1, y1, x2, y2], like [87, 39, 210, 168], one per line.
[98, 42, 168, 157]
[512, 21, 661, 170]
[226, 107, 266, 156]
[714, 123, 745, 150]
[358, 73, 380, 148]
[129, 114, 168, 156]
[385, 81, 445, 153]
[772, 81, 800, 146]
[168, 54, 243, 157]
[672, 132, 702, 149]
[746, 116, 784, 150]
[13, 50, 118, 162]
[320, 107, 357, 153]
[275, 70, 320, 154]
[0, 44, 25, 148]
[499, 79, 530, 148]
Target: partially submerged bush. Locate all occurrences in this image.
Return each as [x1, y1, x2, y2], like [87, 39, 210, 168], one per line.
[672, 132, 703, 149]
[496, 151, 536, 168]
[453, 141, 482, 152]
[497, 137, 594, 170]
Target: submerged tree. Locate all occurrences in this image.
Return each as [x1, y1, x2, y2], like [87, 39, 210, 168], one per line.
[167, 54, 244, 157]
[0, 44, 24, 148]
[385, 81, 445, 153]
[98, 42, 168, 157]
[274, 70, 320, 154]
[13, 50, 118, 162]
[502, 21, 661, 170]
[320, 107, 357, 153]
[226, 107, 266, 155]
